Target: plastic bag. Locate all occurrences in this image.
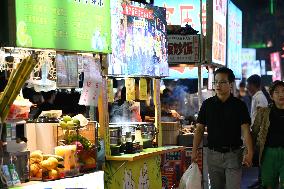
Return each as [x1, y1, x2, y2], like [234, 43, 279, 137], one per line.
[179, 163, 202, 189]
[7, 98, 32, 120]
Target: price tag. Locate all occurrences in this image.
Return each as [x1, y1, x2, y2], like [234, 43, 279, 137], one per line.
[139, 78, 147, 100]
[125, 78, 135, 101]
[107, 79, 114, 102]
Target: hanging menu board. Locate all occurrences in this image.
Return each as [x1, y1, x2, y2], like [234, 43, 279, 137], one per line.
[14, 0, 111, 53]
[56, 54, 78, 88]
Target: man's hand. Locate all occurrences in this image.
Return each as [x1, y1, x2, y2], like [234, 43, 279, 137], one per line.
[242, 152, 253, 167]
[170, 110, 181, 119]
[241, 123, 254, 167]
[192, 124, 205, 163]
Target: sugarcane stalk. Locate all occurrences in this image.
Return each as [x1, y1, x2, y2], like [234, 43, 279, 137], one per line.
[1, 56, 37, 121]
[0, 58, 27, 106]
[0, 57, 28, 112]
[7, 66, 17, 87]
[15, 56, 34, 91]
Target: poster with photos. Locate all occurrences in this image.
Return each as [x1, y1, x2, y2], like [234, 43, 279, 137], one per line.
[212, 0, 227, 66]
[109, 0, 168, 77]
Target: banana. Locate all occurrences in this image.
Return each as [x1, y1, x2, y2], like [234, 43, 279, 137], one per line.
[43, 154, 64, 162]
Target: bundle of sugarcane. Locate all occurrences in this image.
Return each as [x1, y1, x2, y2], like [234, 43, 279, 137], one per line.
[0, 55, 37, 121]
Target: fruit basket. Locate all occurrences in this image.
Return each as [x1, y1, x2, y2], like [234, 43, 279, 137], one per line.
[64, 133, 97, 172]
[57, 115, 99, 173]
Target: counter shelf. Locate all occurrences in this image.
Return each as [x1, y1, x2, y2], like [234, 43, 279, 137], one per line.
[106, 146, 185, 161]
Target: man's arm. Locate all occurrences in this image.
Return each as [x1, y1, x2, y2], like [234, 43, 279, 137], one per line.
[192, 123, 205, 162]
[241, 123, 254, 167]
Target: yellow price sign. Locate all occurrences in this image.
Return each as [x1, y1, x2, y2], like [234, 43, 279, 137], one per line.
[107, 79, 114, 102]
[125, 78, 135, 101]
[139, 78, 147, 100]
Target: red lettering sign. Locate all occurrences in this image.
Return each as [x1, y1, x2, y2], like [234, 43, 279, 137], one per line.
[168, 42, 193, 56]
[180, 5, 194, 26]
[122, 4, 154, 20]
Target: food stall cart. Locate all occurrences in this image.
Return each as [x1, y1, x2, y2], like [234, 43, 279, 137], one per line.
[0, 0, 111, 188]
[103, 1, 185, 188]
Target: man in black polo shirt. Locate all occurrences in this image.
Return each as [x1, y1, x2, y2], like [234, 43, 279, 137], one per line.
[192, 67, 253, 189]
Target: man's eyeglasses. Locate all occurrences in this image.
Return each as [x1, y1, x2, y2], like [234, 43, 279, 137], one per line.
[212, 81, 229, 86]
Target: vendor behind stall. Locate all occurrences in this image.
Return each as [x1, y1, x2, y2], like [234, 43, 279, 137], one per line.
[109, 87, 142, 122]
[34, 90, 58, 118]
[161, 95, 181, 122]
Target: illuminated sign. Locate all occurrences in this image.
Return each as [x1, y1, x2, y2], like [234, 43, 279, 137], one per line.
[270, 52, 282, 81]
[227, 1, 242, 79]
[168, 35, 200, 63]
[212, 0, 227, 65]
[260, 60, 266, 75]
[122, 4, 154, 19]
[155, 0, 206, 35]
[15, 0, 111, 53]
[109, 0, 168, 77]
[241, 48, 259, 78]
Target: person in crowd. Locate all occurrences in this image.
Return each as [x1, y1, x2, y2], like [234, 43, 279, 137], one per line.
[262, 86, 273, 105]
[192, 67, 253, 189]
[237, 81, 252, 114]
[252, 80, 284, 189]
[247, 74, 269, 123]
[247, 75, 268, 189]
[40, 90, 57, 110]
